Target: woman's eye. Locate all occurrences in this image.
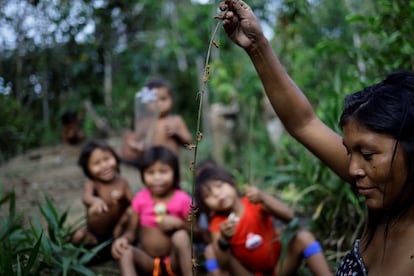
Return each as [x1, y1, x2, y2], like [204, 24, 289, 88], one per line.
[362, 152, 374, 160]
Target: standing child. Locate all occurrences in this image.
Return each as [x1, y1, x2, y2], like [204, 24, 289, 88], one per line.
[111, 146, 194, 276]
[195, 166, 332, 276]
[120, 78, 193, 164]
[71, 140, 134, 261]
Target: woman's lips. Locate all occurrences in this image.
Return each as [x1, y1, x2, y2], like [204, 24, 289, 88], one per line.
[357, 186, 376, 196]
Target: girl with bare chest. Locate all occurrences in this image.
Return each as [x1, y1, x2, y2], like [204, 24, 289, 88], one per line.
[71, 141, 134, 261]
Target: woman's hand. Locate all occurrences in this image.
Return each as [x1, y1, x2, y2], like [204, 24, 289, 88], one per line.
[219, 0, 265, 50]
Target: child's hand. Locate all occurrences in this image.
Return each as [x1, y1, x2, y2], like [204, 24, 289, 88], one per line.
[245, 185, 263, 204]
[111, 237, 129, 259]
[88, 198, 108, 215]
[220, 219, 237, 242]
[158, 215, 183, 232]
[129, 140, 145, 152]
[164, 120, 177, 137]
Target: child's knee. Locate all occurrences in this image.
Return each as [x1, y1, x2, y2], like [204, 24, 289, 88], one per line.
[171, 229, 190, 246]
[119, 245, 135, 262]
[292, 230, 323, 258]
[296, 231, 323, 259]
[71, 228, 86, 244]
[204, 243, 215, 259]
[296, 229, 316, 244]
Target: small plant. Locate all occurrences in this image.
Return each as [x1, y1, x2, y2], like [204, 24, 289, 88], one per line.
[0, 189, 41, 275]
[0, 182, 109, 275]
[29, 195, 110, 276]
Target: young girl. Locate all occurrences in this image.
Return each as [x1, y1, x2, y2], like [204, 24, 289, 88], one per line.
[111, 146, 194, 276]
[71, 140, 134, 261]
[195, 166, 332, 276]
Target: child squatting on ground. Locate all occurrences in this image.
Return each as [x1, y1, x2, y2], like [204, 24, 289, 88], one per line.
[61, 110, 85, 146]
[195, 165, 332, 276]
[71, 140, 134, 262]
[120, 78, 192, 164]
[111, 146, 196, 276]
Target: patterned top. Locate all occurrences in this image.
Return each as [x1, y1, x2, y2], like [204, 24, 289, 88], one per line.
[131, 188, 191, 228]
[336, 239, 367, 276]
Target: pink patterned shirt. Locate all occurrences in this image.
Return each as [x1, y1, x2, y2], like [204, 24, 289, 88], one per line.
[131, 188, 192, 228]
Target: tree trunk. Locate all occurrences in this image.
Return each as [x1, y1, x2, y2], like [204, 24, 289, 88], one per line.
[104, 50, 113, 115]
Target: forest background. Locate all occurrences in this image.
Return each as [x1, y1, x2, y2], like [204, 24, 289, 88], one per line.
[1, 0, 414, 273]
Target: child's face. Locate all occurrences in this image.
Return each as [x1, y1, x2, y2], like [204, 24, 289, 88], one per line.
[88, 148, 117, 182]
[201, 180, 238, 213]
[156, 87, 173, 117]
[143, 161, 175, 198]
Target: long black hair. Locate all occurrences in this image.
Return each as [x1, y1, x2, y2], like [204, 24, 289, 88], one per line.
[339, 70, 414, 251]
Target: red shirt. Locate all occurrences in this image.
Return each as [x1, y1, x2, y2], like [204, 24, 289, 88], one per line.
[209, 197, 282, 272]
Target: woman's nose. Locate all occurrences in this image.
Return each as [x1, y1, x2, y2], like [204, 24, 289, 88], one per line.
[348, 156, 365, 178]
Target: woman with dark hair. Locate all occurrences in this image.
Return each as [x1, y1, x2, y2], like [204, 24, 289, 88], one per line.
[218, 0, 414, 274]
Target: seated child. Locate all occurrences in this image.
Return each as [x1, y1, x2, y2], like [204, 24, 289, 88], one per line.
[61, 110, 85, 145]
[195, 166, 332, 276]
[71, 140, 134, 262]
[111, 146, 195, 276]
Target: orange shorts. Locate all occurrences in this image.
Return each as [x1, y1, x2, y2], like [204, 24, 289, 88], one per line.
[153, 257, 176, 276]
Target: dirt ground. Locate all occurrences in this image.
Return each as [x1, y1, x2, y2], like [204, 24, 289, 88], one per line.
[0, 136, 144, 275]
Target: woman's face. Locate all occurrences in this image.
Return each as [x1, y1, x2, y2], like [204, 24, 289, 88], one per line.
[143, 161, 175, 198]
[342, 119, 407, 210]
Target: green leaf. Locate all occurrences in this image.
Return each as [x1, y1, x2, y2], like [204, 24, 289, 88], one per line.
[22, 232, 43, 275]
[78, 239, 112, 264]
[71, 264, 96, 276]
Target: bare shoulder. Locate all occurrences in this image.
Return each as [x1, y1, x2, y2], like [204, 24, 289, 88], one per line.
[118, 176, 130, 186]
[166, 114, 183, 121]
[113, 176, 130, 188]
[84, 179, 95, 189]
